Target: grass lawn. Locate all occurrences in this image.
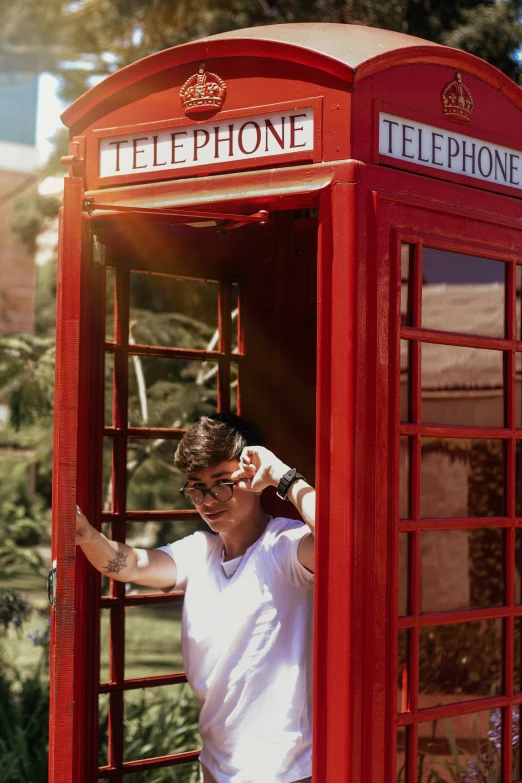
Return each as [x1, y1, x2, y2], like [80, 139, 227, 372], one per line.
[1, 569, 184, 681]
[101, 600, 184, 681]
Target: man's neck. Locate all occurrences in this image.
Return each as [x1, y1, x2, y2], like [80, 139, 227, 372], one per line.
[220, 508, 271, 561]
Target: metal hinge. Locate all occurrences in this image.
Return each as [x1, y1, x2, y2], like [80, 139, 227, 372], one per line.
[48, 560, 57, 610]
[91, 234, 106, 266]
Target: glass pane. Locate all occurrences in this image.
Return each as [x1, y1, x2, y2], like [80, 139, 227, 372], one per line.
[516, 530, 522, 604]
[420, 438, 505, 518]
[396, 727, 406, 782]
[126, 519, 201, 550]
[515, 618, 522, 691]
[102, 438, 114, 512]
[417, 709, 501, 782]
[125, 763, 201, 783]
[518, 353, 522, 429]
[421, 344, 504, 427]
[400, 340, 411, 423]
[105, 267, 115, 342]
[100, 608, 110, 683]
[400, 437, 411, 520]
[421, 528, 504, 613]
[129, 272, 218, 350]
[104, 352, 114, 428]
[422, 248, 506, 338]
[98, 692, 109, 766]
[418, 619, 502, 709]
[401, 243, 413, 327]
[398, 533, 409, 617]
[398, 630, 409, 713]
[128, 356, 218, 428]
[231, 283, 240, 354]
[516, 443, 522, 516]
[126, 439, 190, 511]
[125, 603, 183, 679]
[231, 362, 238, 414]
[513, 705, 522, 780]
[123, 684, 200, 762]
[101, 573, 111, 597]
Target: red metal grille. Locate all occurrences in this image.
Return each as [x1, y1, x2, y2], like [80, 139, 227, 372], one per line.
[394, 236, 522, 783]
[97, 264, 242, 780]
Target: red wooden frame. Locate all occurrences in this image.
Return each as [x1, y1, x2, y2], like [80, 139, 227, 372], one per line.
[357, 165, 522, 783]
[50, 178, 84, 781]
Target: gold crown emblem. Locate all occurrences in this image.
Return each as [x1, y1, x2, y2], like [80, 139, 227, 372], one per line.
[441, 72, 474, 123]
[180, 63, 226, 114]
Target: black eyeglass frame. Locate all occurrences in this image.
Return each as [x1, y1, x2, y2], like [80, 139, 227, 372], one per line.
[180, 481, 237, 506]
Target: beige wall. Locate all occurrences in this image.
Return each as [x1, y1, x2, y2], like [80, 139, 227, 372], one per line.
[0, 168, 35, 335]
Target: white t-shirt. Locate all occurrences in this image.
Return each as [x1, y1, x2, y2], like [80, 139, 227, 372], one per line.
[158, 516, 314, 783]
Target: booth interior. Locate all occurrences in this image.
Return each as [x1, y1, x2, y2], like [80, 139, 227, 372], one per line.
[94, 205, 319, 519]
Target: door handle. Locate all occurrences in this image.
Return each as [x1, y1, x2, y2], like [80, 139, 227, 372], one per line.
[48, 560, 57, 610]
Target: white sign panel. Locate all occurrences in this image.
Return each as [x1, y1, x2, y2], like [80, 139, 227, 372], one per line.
[379, 111, 522, 191]
[99, 108, 314, 178]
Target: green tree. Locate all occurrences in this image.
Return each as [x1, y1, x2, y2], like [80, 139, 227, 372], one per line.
[2, 0, 522, 107]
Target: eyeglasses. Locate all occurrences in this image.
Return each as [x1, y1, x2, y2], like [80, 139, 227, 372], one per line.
[180, 481, 236, 506]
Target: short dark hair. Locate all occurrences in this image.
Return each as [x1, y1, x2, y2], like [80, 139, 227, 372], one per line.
[174, 413, 266, 474]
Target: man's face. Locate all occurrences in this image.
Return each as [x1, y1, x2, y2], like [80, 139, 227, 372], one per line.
[185, 459, 259, 533]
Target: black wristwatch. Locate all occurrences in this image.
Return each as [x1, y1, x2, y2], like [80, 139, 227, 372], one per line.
[276, 468, 306, 500]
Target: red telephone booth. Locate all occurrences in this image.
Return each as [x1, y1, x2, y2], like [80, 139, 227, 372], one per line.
[51, 22, 522, 783]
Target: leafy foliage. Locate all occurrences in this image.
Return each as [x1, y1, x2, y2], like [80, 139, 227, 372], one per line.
[0, 456, 49, 575]
[0, 590, 32, 632]
[2, 0, 522, 106]
[99, 684, 201, 783]
[0, 669, 50, 783]
[0, 333, 55, 430]
[0, 333, 53, 575]
[9, 194, 61, 255]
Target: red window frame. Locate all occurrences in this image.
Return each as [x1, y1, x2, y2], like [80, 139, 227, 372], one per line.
[364, 174, 522, 783]
[100, 258, 244, 780]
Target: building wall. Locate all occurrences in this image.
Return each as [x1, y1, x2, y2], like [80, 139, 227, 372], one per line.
[0, 167, 36, 335]
[0, 73, 39, 336]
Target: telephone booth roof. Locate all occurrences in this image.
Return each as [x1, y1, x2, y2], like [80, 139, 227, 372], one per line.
[60, 22, 522, 201]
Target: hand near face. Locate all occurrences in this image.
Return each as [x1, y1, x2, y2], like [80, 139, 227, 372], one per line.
[230, 446, 290, 494]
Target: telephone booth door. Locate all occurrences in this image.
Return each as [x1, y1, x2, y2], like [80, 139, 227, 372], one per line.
[353, 164, 522, 783]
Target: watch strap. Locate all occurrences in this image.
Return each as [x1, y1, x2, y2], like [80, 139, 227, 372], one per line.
[276, 468, 306, 500]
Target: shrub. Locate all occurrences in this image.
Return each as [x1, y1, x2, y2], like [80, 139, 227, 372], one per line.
[99, 684, 201, 782]
[0, 668, 49, 783]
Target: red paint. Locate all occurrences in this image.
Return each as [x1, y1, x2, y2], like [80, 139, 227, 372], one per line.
[53, 22, 522, 783]
[49, 179, 83, 781]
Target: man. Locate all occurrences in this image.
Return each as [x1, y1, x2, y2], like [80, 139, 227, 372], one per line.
[76, 413, 315, 783]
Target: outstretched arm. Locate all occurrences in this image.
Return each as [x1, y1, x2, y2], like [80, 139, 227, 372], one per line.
[76, 507, 178, 589]
[231, 447, 316, 572]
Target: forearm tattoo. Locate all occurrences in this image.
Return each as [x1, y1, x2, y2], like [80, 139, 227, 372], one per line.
[106, 551, 128, 575]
